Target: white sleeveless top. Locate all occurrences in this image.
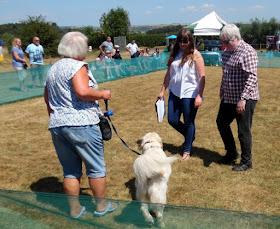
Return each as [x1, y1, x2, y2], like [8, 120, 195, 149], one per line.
[168, 50, 199, 99]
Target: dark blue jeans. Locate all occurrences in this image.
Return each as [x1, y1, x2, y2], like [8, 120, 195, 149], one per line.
[216, 100, 257, 165]
[168, 91, 198, 153]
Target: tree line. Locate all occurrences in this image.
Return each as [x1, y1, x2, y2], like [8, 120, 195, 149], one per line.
[0, 7, 279, 57]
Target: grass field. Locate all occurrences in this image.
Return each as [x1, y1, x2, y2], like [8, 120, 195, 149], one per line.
[0, 51, 280, 217]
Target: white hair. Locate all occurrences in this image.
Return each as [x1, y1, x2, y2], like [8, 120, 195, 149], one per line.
[58, 32, 88, 59]
[220, 24, 241, 41]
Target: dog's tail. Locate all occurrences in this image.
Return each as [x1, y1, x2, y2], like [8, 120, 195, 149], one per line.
[133, 155, 177, 184]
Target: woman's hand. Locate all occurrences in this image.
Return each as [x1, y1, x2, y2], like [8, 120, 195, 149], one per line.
[157, 91, 164, 100]
[101, 89, 112, 100]
[194, 95, 203, 108]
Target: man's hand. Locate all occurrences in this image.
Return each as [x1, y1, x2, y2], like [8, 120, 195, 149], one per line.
[236, 100, 246, 114]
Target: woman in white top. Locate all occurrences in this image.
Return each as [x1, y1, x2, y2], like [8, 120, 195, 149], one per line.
[157, 28, 205, 161]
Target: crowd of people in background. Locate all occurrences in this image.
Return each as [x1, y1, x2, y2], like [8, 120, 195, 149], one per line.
[10, 34, 164, 89]
[94, 37, 164, 79]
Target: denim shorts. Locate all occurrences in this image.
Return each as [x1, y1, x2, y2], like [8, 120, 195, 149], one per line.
[49, 125, 106, 178]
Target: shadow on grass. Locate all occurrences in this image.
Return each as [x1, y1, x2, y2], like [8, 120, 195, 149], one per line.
[114, 201, 150, 228]
[30, 176, 91, 195]
[30, 176, 64, 193]
[125, 178, 136, 200]
[29, 176, 93, 216]
[163, 143, 222, 167]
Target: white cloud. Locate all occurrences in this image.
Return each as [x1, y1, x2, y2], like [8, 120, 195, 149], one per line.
[145, 10, 153, 15]
[144, 6, 163, 15]
[229, 8, 238, 12]
[200, 4, 215, 9]
[155, 6, 163, 10]
[250, 5, 264, 10]
[180, 6, 198, 12]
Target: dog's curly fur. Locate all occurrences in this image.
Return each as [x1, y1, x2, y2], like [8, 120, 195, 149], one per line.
[133, 132, 177, 227]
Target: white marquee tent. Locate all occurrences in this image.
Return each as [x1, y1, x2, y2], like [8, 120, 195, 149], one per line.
[185, 11, 227, 36]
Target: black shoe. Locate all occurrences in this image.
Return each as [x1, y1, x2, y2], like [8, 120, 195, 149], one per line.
[218, 153, 240, 165]
[232, 164, 252, 171]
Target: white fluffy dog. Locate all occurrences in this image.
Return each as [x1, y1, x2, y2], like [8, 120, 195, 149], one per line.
[133, 132, 177, 227]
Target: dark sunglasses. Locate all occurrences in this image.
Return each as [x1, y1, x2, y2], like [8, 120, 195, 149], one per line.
[221, 39, 230, 45]
[179, 39, 189, 44]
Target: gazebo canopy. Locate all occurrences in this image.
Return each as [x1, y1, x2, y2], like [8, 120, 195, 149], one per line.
[185, 11, 227, 36]
[165, 35, 177, 39]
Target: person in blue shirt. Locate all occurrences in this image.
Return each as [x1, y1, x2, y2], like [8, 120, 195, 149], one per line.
[99, 36, 114, 55]
[25, 36, 44, 87]
[12, 38, 28, 91]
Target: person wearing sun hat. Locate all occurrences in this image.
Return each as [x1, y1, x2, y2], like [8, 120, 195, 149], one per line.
[112, 44, 120, 56]
[105, 50, 112, 59]
[112, 49, 122, 59]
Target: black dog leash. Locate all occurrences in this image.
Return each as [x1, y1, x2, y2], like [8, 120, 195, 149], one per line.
[104, 100, 141, 156]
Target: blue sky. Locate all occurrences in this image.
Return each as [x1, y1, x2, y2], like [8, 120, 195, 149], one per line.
[0, 0, 279, 27]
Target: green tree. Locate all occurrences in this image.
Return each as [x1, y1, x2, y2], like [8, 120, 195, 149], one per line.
[78, 26, 104, 49]
[1, 33, 15, 53]
[0, 23, 22, 37]
[99, 7, 130, 37]
[20, 15, 61, 57]
[239, 17, 280, 45]
[146, 25, 184, 35]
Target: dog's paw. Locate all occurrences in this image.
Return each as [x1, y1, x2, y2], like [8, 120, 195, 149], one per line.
[144, 214, 154, 224]
[156, 216, 165, 228]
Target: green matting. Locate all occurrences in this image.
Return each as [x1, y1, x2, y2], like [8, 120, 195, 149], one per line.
[0, 189, 279, 229]
[1, 51, 280, 105]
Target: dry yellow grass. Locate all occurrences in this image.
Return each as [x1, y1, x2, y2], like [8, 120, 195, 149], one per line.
[0, 58, 280, 217]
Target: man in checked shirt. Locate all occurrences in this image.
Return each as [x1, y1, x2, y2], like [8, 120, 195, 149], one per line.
[216, 24, 259, 171]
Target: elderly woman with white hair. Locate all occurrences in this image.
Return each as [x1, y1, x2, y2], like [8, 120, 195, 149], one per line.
[44, 32, 117, 218]
[12, 38, 28, 91]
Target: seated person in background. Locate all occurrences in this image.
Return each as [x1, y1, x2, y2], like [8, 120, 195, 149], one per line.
[112, 49, 122, 59]
[152, 48, 160, 56]
[105, 50, 112, 59]
[112, 45, 119, 56]
[96, 52, 105, 61]
[167, 43, 173, 52]
[197, 39, 205, 51]
[95, 52, 105, 69]
[136, 48, 144, 57]
[143, 48, 151, 56]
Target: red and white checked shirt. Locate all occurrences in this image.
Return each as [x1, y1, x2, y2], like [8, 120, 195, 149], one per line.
[220, 40, 260, 104]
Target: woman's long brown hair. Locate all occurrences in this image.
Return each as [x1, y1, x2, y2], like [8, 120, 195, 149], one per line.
[167, 28, 195, 68]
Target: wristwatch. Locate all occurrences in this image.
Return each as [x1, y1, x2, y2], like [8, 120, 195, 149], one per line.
[240, 97, 246, 100]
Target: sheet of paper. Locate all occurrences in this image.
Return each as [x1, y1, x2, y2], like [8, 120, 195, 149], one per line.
[155, 97, 166, 123]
